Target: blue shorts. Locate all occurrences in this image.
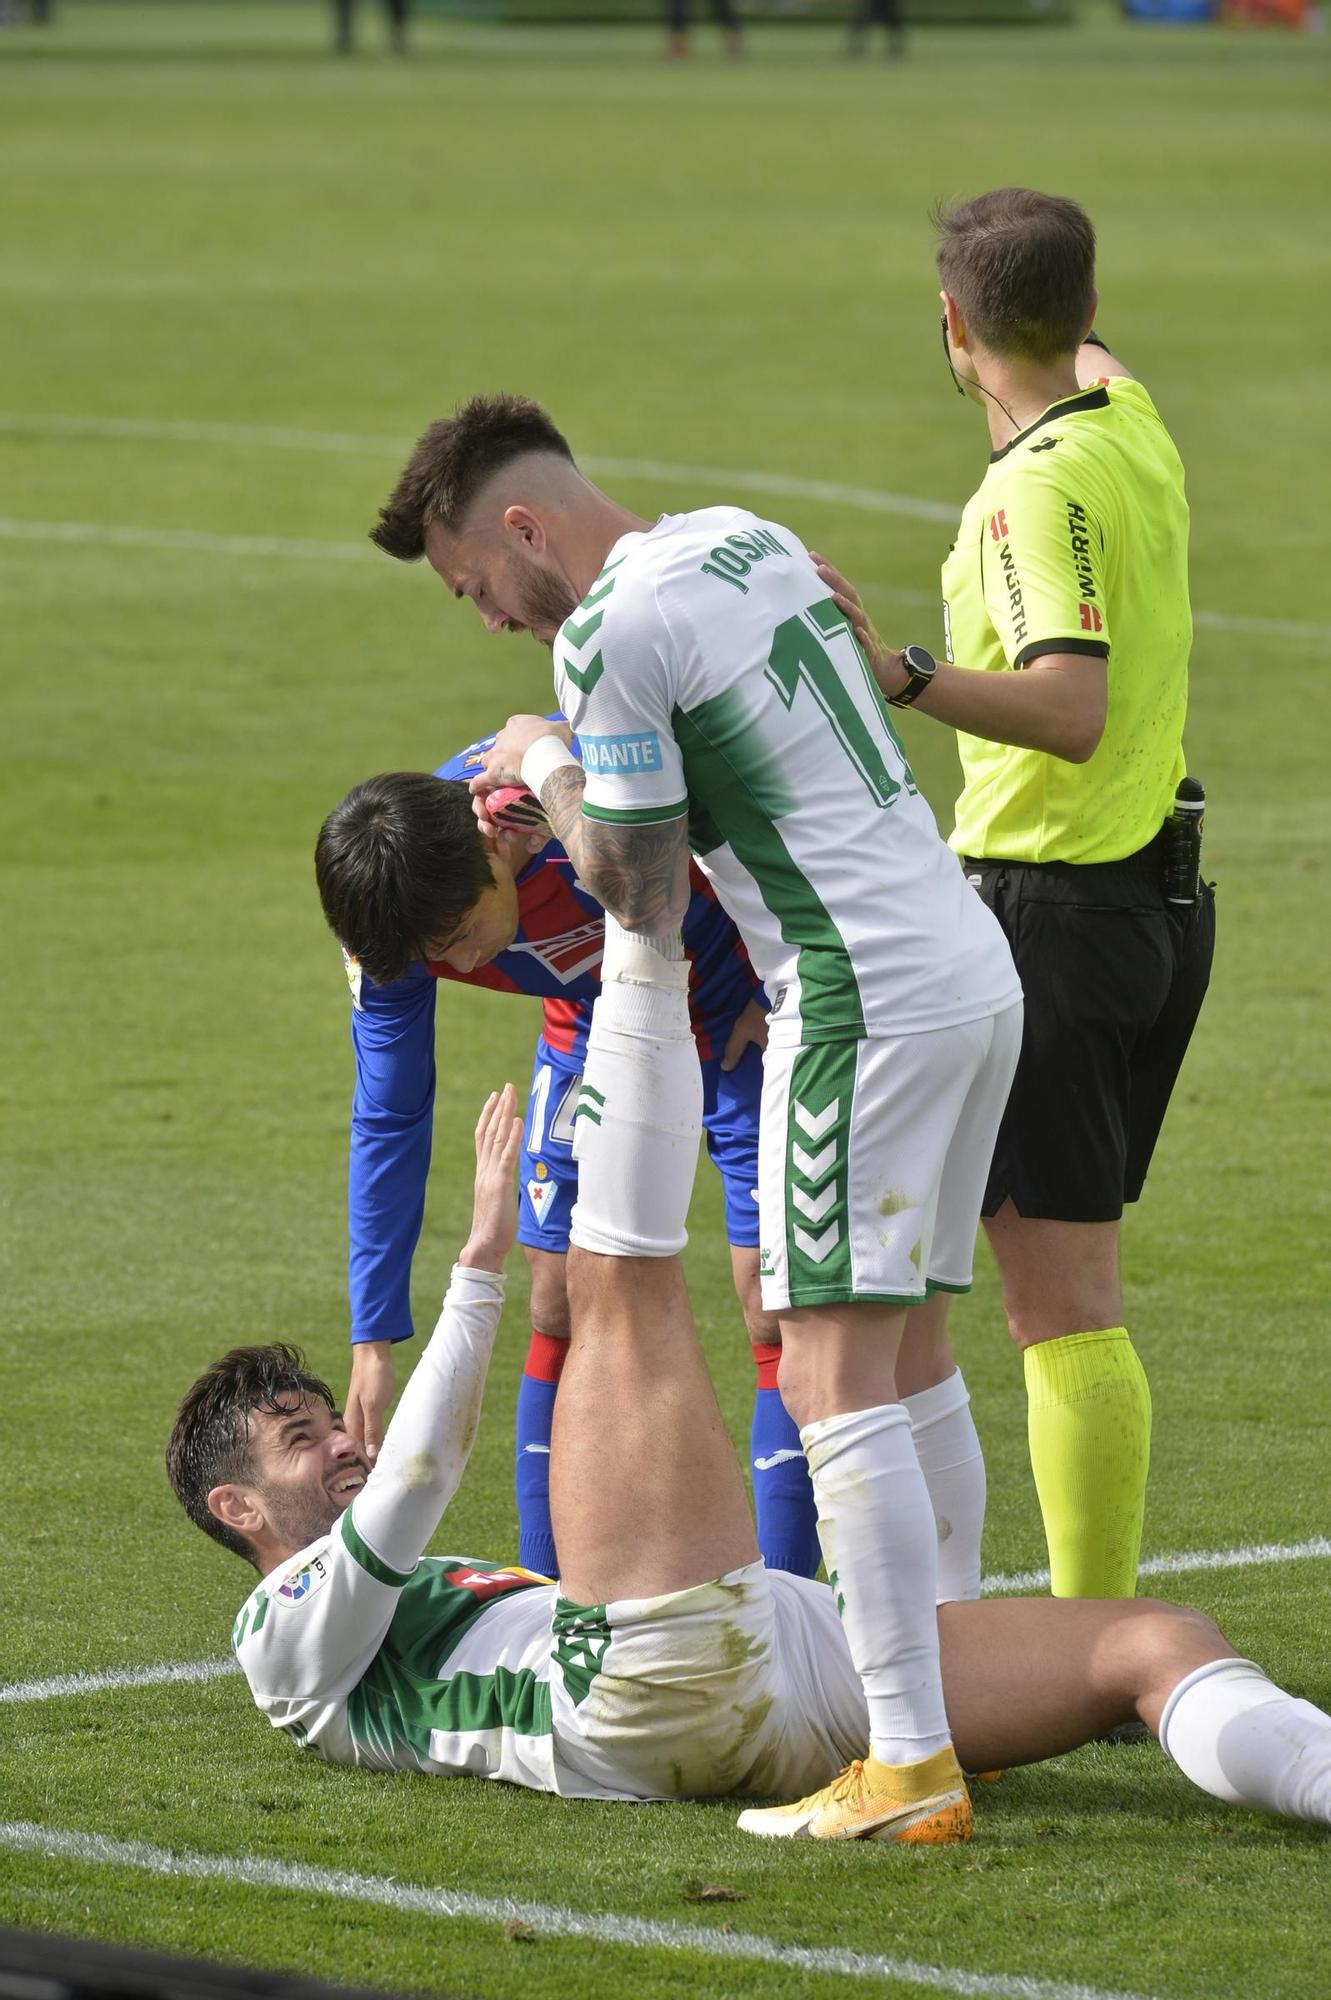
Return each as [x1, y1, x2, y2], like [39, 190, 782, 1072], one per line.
[518, 1033, 762, 1254]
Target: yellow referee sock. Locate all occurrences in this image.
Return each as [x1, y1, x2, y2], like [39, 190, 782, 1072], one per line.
[1023, 1328, 1151, 1598]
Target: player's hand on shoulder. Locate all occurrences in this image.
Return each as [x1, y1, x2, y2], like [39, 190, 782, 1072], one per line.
[809, 552, 906, 697]
[458, 1083, 523, 1275]
[345, 1342, 397, 1463]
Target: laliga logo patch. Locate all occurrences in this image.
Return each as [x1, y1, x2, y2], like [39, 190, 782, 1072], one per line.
[341, 945, 363, 1011]
[276, 1553, 329, 1607]
[526, 1178, 559, 1228]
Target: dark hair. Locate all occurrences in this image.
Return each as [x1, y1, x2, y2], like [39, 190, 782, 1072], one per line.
[371, 393, 576, 561]
[934, 188, 1096, 365]
[314, 772, 494, 988]
[166, 1344, 336, 1568]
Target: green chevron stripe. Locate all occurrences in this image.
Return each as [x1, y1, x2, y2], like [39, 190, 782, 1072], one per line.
[562, 609, 605, 650]
[564, 650, 604, 696]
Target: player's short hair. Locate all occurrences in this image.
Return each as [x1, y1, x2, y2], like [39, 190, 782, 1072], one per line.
[934, 188, 1096, 365]
[166, 1345, 336, 1568]
[314, 771, 494, 989]
[371, 393, 576, 561]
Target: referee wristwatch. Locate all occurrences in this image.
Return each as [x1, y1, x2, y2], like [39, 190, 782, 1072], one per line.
[888, 644, 938, 708]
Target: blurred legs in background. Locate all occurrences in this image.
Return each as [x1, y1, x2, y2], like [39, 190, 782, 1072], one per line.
[847, 0, 905, 57]
[665, 0, 744, 60]
[333, 0, 410, 55]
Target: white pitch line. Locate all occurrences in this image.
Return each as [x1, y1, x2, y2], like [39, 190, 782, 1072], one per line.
[0, 410, 957, 525]
[584, 453, 960, 524]
[0, 1820, 1159, 2000]
[0, 517, 378, 564]
[1, 410, 1325, 642]
[984, 1534, 1331, 1598]
[0, 1657, 241, 1706]
[0, 412, 410, 458]
[2, 513, 1322, 646]
[3, 1535, 1326, 1710]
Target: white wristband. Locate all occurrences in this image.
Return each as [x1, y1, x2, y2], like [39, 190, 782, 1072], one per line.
[520, 735, 580, 804]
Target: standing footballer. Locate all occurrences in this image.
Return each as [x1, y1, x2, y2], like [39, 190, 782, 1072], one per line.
[817, 187, 1216, 1602]
[370, 397, 1023, 1842]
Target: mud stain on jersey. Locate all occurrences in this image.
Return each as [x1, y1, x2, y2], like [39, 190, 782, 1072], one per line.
[397, 1451, 441, 1490]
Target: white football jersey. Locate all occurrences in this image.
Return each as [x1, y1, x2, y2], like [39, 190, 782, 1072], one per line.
[553, 508, 1020, 1048]
[233, 1523, 563, 1788]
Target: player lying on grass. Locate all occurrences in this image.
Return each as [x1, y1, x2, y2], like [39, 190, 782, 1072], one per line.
[165, 942, 1331, 1839]
[314, 746, 821, 1581]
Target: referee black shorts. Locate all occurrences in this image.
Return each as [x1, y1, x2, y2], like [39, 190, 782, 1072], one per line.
[961, 837, 1216, 1224]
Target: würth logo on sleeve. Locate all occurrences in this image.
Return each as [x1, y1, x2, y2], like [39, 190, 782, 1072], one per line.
[997, 542, 1027, 649]
[1079, 602, 1104, 633]
[1065, 500, 1099, 604]
[988, 510, 1009, 542]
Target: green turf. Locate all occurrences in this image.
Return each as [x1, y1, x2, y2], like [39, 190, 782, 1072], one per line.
[1, 3, 1329, 1996]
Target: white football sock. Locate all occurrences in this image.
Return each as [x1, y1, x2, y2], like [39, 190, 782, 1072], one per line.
[568, 976, 701, 1258]
[801, 1403, 952, 1768]
[902, 1369, 986, 1604]
[601, 910, 687, 988]
[1159, 1657, 1331, 1824]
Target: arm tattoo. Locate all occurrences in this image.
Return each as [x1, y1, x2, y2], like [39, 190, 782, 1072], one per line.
[538, 764, 590, 856]
[539, 765, 690, 935]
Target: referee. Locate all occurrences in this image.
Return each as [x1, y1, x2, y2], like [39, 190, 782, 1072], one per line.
[819, 187, 1215, 1599]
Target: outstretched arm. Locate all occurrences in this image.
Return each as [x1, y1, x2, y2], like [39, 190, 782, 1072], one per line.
[347, 1086, 523, 1576]
[343, 965, 439, 1460]
[811, 548, 1108, 766]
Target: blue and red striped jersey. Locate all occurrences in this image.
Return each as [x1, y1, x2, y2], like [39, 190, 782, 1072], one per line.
[344, 732, 761, 1344]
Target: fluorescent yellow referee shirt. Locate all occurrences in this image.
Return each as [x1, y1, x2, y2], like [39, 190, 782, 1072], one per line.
[944, 375, 1190, 866]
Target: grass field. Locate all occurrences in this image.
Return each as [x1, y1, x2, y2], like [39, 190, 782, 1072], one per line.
[2, 3, 1329, 1996]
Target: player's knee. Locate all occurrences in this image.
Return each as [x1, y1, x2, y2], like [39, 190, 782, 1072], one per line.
[773, 1345, 818, 1432]
[565, 1243, 643, 1327]
[1112, 1599, 1229, 1704]
[526, 1258, 572, 1341]
[732, 1266, 779, 1348]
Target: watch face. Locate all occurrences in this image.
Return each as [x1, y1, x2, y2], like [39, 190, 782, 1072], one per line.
[903, 645, 936, 675]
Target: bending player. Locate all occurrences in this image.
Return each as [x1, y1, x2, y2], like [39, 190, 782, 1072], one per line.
[166, 940, 1331, 1839]
[314, 745, 820, 1580]
[373, 395, 1020, 1831]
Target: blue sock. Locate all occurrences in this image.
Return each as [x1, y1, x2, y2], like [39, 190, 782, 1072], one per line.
[750, 1352, 821, 1578]
[515, 1331, 565, 1579]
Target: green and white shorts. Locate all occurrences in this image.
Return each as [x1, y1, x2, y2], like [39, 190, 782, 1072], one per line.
[757, 1004, 1023, 1313]
[547, 1563, 867, 1802]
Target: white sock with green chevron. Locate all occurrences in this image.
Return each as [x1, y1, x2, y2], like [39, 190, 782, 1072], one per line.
[902, 1369, 986, 1604]
[801, 1403, 952, 1767]
[568, 975, 702, 1259]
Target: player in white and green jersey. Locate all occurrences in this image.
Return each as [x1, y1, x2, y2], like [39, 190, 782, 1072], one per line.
[543, 504, 1018, 1051]
[370, 396, 1023, 1840]
[165, 936, 1331, 1835]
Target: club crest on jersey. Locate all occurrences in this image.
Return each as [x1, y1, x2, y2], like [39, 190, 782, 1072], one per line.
[341, 946, 363, 1011]
[526, 1178, 560, 1227]
[507, 921, 605, 986]
[276, 1553, 329, 1606]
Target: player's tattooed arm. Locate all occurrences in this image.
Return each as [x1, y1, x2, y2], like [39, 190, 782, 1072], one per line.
[541, 765, 691, 935]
